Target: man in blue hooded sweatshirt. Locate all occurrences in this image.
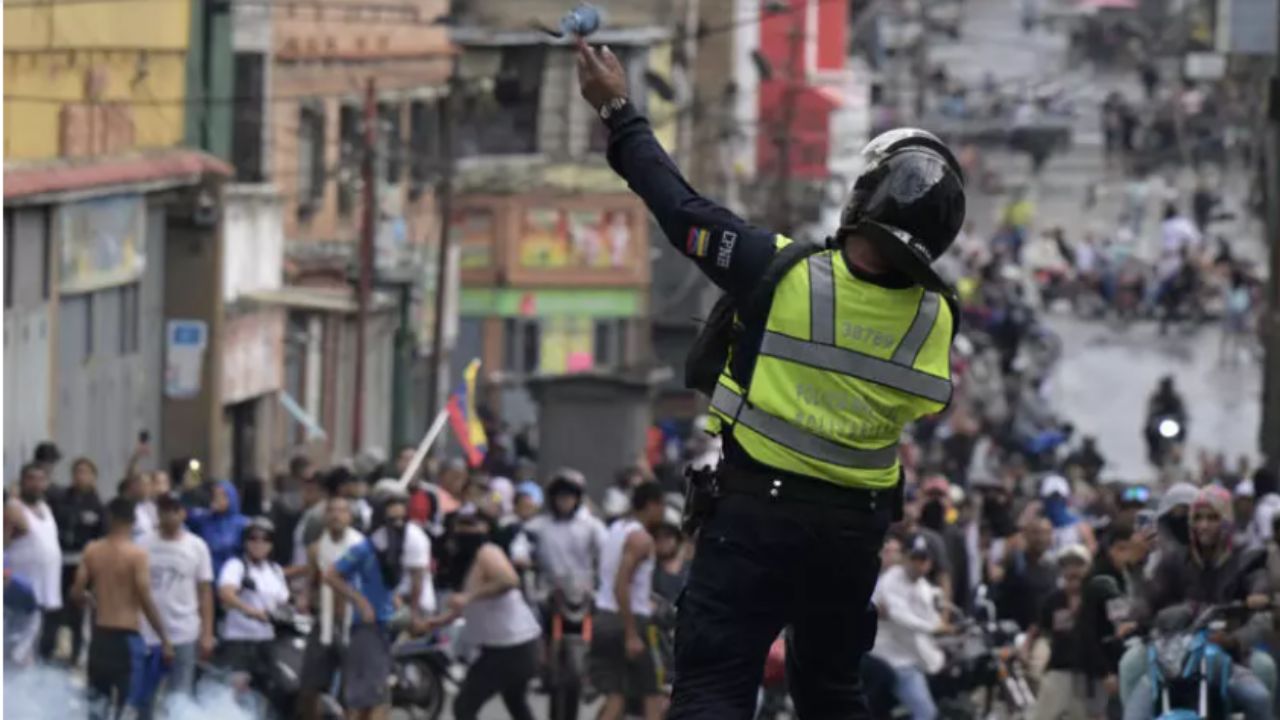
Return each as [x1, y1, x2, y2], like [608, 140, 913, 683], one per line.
[187, 480, 248, 578]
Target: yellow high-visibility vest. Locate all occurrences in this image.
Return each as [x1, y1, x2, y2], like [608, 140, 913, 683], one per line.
[708, 237, 954, 489]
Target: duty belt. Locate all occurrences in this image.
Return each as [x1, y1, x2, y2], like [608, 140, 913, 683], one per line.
[717, 463, 890, 514]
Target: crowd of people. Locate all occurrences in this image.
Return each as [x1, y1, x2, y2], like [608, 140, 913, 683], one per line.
[3, 438, 694, 720]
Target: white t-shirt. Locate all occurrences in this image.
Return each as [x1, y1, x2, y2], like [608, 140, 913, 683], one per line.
[133, 503, 157, 542]
[217, 557, 290, 641]
[371, 524, 436, 614]
[140, 530, 214, 646]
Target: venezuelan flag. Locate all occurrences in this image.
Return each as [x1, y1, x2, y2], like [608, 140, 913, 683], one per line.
[447, 359, 488, 468]
[685, 227, 711, 257]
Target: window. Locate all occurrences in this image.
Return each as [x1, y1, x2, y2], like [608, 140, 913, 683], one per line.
[119, 284, 140, 355]
[337, 105, 361, 217]
[379, 102, 403, 184]
[408, 99, 442, 187]
[589, 47, 647, 153]
[297, 103, 327, 214]
[231, 53, 267, 181]
[502, 318, 542, 374]
[593, 319, 628, 368]
[456, 46, 546, 156]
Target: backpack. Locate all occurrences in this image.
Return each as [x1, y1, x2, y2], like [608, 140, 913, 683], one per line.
[685, 241, 825, 396]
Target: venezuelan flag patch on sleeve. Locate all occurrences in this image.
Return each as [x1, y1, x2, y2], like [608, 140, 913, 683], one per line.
[686, 227, 711, 257]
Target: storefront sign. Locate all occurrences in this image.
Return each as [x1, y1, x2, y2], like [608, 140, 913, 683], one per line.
[165, 319, 208, 399]
[57, 194, 146, 293]
[517, 208, 633, 270]
[221, 309, 284, 404]
[460, 288, 642, 318]
[453, 207, 496, 270]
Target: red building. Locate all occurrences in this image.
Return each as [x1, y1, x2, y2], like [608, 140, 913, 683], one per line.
[755, 0, 851, 181]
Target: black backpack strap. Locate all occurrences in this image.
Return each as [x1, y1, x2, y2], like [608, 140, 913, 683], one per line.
[740, 240, 826, 327]
[729, 240, 825, 386]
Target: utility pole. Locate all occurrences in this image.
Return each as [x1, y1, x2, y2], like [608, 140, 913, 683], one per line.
[913, 0, 928, 119]
[769, 9, 805, 233]
[1262, 10, 1280, 470]
[675, 0, 701, 170]
[353, 77, 377, 453]
[426, 68, 457, 420]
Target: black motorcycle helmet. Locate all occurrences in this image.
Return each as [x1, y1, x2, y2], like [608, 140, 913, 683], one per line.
[839, 128, 966, 295]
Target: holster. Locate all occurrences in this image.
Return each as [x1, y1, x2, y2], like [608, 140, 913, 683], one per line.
[682, 465, 721, 537]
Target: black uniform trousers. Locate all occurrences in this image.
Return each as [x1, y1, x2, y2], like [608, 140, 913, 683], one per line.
[667, 470, 891, 719]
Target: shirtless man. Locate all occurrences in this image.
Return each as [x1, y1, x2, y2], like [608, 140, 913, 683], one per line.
[72, 496, 173, 720]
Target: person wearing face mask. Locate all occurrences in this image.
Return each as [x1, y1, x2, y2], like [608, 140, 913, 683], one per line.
[422, 512, 542, 720]
[524, 469, 607, 602]
[215, 518, 289, 689]
[325, 484, 428, 720]
[1038, 475, 1097, 556]
[1126, 486, 1274, 720]
[918, 476, 971, 611]
[270, 455, 316, 567]
[187, 480, 248, 579]
[1147, 481, 1195, 574]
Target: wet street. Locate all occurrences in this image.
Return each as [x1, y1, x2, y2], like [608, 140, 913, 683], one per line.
[932, 0, 1267, 478]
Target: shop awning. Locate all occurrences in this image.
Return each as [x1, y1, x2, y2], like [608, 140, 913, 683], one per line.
[4, 149, 232, 205]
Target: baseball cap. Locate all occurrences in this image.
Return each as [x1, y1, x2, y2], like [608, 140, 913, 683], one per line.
[1235, 479, 1256, 499]
[156, 491, 184, 511]
[1040, 474, 1071, 499]
[908, 535, 933, 560]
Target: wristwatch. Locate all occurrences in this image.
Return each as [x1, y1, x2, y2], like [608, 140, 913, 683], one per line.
[598, 97, 629, 121]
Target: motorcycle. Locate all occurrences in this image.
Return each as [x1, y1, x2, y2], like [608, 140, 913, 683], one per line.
[199, 607, 343, 720]
[1128, 602, 1254, 720]
[931, 587, 1036, 720]
[544, 583, 593, 720]
[389, 619, 459, 720]
[1145, 413, 1185, 468]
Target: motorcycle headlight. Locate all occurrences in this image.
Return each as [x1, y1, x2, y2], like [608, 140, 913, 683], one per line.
[1158, 419, 1180, 439]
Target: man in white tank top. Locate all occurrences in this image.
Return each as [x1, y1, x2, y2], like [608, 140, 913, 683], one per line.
[4, 463, 63, 665]
[590, 482, 668, 720]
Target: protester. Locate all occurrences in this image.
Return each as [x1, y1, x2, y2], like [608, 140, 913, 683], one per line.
[652, 505, 689, 606]
[421, 512, 542, 720]
[1128, 486, 1273, 720]
[271, 455, 316, 567]
[1039, 474, 1098, 555]
[1028, 545, 1097, 720]
[591, 482, 667, 720]
[871, 535, 948, 720]
[135, 491, 215, 719]
[992, 516, 1057, 631]
[299, 496, 363, 720]
[5, 462, 63, 665]
[71, 497, 173, 720]
[188, 480, 248, 578]
[46, 456, 105, 665]
[525, 469, 606, 600]
[215, 517, 290, 686]
[325, 486, 425, 720]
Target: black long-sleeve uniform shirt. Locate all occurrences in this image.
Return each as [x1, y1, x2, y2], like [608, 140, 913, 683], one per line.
[603, 102, 910, 488]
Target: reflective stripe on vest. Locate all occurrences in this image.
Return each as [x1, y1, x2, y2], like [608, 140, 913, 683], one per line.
[766, 257, 950, 404]
[710, 384, 900, 469]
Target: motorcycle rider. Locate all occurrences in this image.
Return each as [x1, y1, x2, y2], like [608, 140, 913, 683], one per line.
[215, 518, 290, 688]
[1125, 486, 1274, 720]
[1144, 376, 1187, 467]
[523, 468, 606, 720]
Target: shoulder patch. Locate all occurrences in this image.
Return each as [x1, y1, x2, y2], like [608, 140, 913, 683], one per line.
[686, 227, 711, 257]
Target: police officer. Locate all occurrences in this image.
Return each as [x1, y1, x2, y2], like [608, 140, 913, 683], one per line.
[577, 42, 964, 719]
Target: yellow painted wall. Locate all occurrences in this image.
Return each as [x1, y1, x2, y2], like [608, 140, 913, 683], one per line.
[3, 0, 191, 160]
